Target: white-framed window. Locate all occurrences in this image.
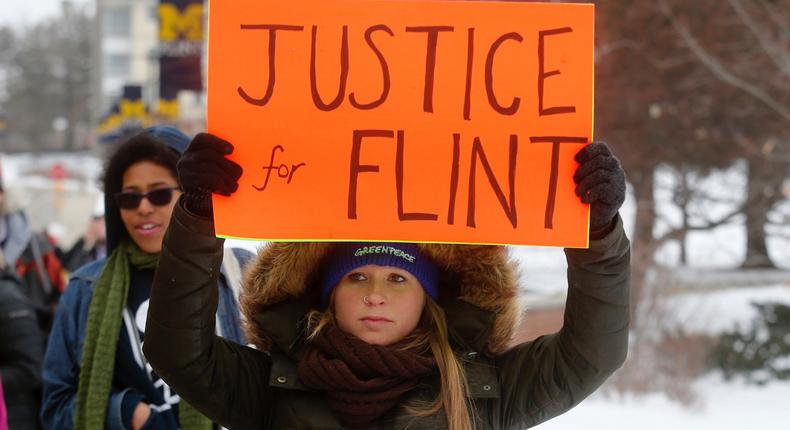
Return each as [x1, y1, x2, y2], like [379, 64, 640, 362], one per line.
[104, 6, 131, 37]
[105, 54, 130, 77]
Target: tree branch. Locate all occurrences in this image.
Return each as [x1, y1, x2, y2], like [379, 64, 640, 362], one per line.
[596, 40, 641, 62]
[758, 0, 790, 41]
[730, 125, 790, 165]
[657, 0, 790, 125]
[727, 0, 790, 76]
[655, 204, 746, 244]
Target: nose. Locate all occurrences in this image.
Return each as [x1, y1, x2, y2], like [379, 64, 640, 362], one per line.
[136, 196, 155, 215]
[364, 282, 387, 306]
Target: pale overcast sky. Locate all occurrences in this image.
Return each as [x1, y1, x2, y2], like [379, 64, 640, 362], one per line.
[0, 0, 93, 27]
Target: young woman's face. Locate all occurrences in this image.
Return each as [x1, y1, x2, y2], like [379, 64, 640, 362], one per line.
[333, 264, 426, 346]
[119, 161, 181, 254]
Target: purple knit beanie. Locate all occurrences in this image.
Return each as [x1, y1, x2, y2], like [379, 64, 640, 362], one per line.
[320, 242, 439, 305]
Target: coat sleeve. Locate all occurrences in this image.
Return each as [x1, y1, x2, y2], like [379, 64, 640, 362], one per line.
[492, 215, 630, 429]
[0, 285, 43, 401]
[40, 277, 84, 429]
[143, 200, 274, 430]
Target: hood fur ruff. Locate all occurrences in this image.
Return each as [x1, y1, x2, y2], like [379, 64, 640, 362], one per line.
[240, 242, 523, 356]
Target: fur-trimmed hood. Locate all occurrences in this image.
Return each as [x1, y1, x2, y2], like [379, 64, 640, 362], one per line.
[240, 242, 523, 356]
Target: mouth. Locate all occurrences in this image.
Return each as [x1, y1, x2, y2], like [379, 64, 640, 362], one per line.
[134, 223, 162, 237]
[361, 316, 393, 323]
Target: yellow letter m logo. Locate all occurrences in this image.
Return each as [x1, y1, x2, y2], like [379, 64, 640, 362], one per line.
[159, 3, 203, 42]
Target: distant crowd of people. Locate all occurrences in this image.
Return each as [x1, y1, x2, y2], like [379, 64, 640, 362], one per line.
[1, 156, 107, 429]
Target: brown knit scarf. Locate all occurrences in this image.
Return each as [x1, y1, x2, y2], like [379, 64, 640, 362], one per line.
[297, 324, 436, 427]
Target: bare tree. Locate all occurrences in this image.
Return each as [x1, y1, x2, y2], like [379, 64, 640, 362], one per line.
[593, 1, 739, 318]
[595, 0, 790, 312]
[656, 0, 790, 268]
[0, 4, 94, 152]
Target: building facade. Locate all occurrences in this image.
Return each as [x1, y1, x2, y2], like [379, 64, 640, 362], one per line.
[96, 0, 159, 115]
[95, 0, 206, 133]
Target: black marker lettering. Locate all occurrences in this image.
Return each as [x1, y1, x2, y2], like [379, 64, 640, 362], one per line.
[350, 25, 394, 110]
[396, 130, 439, 221]
[463, 28, 475, 121]
[529, 136, 587, 229]
[447, 133, 461, 224]
[348, 130, 392, 219]
[311, 25, 350, 111]
[405, 26, 454, 113]
[467, 135, 518, 228]
[538, 27, 576, 116]
[237, 24, 304, 106]
[485, 32, 523, 115]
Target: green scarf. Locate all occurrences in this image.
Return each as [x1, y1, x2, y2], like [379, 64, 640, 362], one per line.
[75, 241, 211, 430]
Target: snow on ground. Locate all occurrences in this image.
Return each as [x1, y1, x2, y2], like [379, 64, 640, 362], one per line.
[534, 373, 790, 429]
[666, 284, 790, 335]
[532, 284, 790, 429]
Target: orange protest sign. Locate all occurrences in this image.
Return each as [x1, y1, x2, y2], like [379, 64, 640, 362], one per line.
[208, 0, 594, 247]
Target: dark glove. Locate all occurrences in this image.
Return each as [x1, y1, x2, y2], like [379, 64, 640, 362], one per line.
[573, 141, 626, 237]
[177, 133, 243, 218]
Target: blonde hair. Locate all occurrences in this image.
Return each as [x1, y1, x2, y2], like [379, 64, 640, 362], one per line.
[306, 297, 475, 430]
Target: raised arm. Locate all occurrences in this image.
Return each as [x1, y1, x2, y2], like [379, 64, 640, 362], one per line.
[492, 141, 630, 429]
[143, 134, 273, 430]
[493, 216, 629, 428]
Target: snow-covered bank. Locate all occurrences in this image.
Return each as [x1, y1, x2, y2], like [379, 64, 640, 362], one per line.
[535, 374, 790, 429]
[666, 284, 790, 335]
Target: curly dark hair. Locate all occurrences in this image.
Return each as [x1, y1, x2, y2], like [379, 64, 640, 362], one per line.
[102, 132, 179, 197]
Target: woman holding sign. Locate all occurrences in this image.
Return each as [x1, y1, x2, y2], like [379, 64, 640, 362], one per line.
[144, 133, 629, 429]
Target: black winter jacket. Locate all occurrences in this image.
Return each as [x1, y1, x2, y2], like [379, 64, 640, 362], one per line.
[0, 271, 44, 430]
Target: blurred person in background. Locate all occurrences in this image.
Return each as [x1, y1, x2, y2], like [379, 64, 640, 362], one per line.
[57, 198, 108, 273]
[41, 126, 253, 430]
[0, 265, 44, 430]
[0, 174, 65, 341]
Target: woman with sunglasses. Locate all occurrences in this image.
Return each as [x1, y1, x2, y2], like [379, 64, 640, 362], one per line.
[41, 127, 253, 430]
[142, 134, 630, 429]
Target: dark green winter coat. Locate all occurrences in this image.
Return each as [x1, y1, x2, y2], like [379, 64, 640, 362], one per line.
[144, 202, 630, 430]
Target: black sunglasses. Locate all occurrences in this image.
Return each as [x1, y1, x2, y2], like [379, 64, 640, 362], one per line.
[114, 187, 180, 210]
